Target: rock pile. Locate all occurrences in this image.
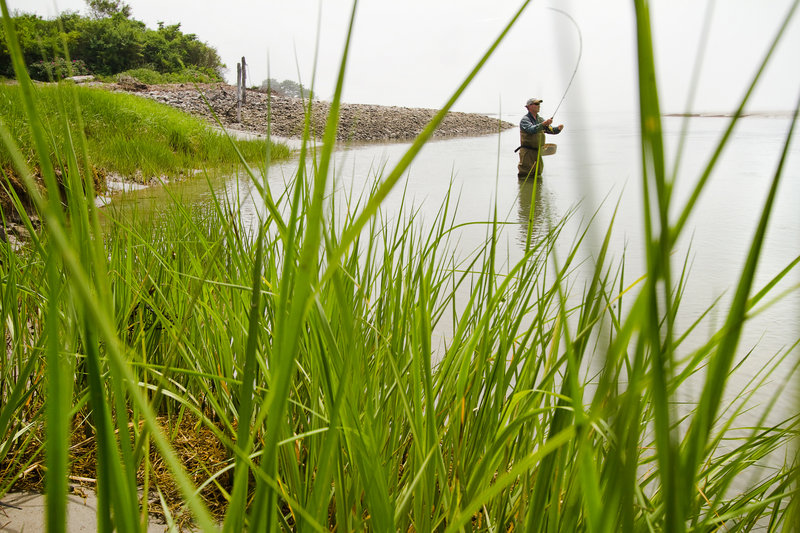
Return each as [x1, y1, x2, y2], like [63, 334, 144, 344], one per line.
[113, 83, 515, 142]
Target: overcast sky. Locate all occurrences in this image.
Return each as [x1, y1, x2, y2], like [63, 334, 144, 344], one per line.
[5, 0, 800, 115]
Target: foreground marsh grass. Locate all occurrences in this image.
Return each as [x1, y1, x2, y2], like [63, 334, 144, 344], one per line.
[2, 0, 800, 532]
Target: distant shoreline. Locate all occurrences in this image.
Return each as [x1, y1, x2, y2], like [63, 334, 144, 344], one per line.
[663, 111, 795, 118]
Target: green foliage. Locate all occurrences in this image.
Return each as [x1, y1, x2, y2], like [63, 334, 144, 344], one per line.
[0, 9, 224, 79]
[0, 13, 70, 77]
[28, 57, 89, 80]
[86, 0, 131, 19]
[111, 66, 220, 85]
[73, 13, 145, 75]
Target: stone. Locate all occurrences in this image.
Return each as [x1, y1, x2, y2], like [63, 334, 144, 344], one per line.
[112, 83, 515, 142]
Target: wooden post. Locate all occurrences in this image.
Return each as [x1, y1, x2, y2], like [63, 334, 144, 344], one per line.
[240, 56, 247, 104]
[236, 62, 242, 122]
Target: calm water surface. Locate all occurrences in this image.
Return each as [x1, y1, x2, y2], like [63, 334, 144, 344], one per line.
[122, 110, 800, 421]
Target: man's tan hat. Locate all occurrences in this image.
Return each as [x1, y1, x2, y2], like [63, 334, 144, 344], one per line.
[526, 98, 543, 106]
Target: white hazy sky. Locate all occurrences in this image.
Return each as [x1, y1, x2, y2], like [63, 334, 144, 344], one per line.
[5, 0, 800, 115]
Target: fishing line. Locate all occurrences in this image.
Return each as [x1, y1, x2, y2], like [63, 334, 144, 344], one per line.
[546, 7, 583, 120]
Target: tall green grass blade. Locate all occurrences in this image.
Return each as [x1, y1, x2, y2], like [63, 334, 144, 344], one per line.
[43, 250, 70, 533]
[671, 0, 800, 243]
[325, 0, 533, 280]
[252, 2, 359, 529]
[631, 1, 686, 530]
[680, 87, 800, 522]
[223, 225, 265, 532]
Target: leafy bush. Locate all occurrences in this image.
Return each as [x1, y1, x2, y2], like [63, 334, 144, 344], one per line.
[113, 66, 222, 85]
[0, 13, 69, 78]
[28, 57, 89, 80]
[0, 10, 224, 80]
[112, 67, 162, 84]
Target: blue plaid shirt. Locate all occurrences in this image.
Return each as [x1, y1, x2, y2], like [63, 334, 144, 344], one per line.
[520, 112, 561, 135]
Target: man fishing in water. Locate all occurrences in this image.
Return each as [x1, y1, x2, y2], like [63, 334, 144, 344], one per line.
[516, 98, 564, 180]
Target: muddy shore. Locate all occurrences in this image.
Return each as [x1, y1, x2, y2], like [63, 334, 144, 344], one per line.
[111, 81, 515, 143]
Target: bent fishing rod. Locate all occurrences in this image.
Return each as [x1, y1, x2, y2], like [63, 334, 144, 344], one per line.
[547, 7, 583, 121]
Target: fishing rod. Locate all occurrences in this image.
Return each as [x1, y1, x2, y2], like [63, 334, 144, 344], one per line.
[547, 7, 583, 121]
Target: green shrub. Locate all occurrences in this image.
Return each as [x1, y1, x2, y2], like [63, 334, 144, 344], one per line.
[112, 66, 221, 85]
[0, 10, 224, 80]
[27, 57, 89, 80]
[113, 67, 162, 84]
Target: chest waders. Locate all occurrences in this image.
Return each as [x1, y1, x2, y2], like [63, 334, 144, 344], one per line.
[517, 126, 545, 179]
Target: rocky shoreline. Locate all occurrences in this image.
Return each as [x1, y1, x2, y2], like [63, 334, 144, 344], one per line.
[111, 81, 515, 143]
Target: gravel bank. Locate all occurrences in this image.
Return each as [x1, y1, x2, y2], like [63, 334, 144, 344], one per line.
[112, 82, 514, 142]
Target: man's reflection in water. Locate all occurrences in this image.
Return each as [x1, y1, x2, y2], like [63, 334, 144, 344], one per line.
[516, 178, 555, 249]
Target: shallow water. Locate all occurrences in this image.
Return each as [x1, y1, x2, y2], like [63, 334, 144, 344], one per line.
[118, 109, 800, 422]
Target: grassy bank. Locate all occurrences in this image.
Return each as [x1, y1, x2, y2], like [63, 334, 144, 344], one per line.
[1, 0, 799, 532]
[0, 82, 290, 213]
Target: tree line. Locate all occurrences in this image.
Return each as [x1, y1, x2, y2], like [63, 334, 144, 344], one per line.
[0, 0, 225, 81]
[260, 78, 314, 100]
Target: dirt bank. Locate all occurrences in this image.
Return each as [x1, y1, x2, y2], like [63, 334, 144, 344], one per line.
[111, 81, 515, 142]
